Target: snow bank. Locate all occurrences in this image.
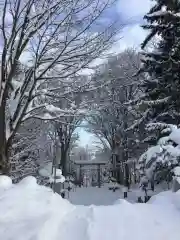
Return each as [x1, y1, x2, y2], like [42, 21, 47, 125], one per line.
[148, 190, 180, 210]
[0, 176, 180, 240]
[90, 199, 180, 240]
[0, 176, 74, 240]
[0, 175, 12, 190]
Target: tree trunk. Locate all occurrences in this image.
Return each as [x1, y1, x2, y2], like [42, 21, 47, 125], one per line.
[60, 148, 67, 176]
[122, 85, 130, 196]
[124, 162, 130, 189]
[0, 145, 10, 175]
[0, 102, 10, 174]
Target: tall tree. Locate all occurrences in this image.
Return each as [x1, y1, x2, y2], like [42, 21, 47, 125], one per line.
[87, 49, 141, 155]
[86, 49, 142, 187]
[0, 0, 119, 173]
[136, 0, 180, 140]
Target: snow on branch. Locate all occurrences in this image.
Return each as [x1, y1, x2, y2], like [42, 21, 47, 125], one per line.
[146, 10, 180, 18]
[139, 97, 171, 107]
[138, 124, 180, 187]
[126, 109, 149, 131]
[0, 0, 120, 149]
[146, 122, 177, 132]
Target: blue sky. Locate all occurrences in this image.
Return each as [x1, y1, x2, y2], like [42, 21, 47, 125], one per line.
[78, 0, 152, 147]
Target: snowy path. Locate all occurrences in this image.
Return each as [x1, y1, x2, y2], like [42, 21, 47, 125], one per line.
[59, 200, 180, 240]
[63, 186, 180, 240]
[68, 184, 170, 205]
[68, 185, 146, 205]
[68, 186, 123, 205]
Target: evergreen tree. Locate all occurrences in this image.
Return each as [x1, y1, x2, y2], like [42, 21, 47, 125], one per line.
[137, 0, 180, 136]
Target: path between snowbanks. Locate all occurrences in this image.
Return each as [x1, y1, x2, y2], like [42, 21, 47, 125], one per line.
[0, 176, 180, 240]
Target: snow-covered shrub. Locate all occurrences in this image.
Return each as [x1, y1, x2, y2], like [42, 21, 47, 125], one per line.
[39, 162, 65, 185]
[138, 124, 180, 190]
[172, 167, 180, 192]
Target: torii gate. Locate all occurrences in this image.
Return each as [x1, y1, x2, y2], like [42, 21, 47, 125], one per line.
[74, 160, 107, 188]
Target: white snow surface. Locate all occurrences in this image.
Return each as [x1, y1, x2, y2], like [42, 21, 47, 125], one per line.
[0, 175, 12, 190]
[174, 166, 180, 177]
[173, 167, 180, 184]
[38, 163, 65, 183]
[1, 176, 180, 240]
[169, 128, 180, 145]
[138, 125, 180, 182]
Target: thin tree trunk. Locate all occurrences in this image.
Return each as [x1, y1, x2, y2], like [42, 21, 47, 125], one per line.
[0, 101, 10, 174]
[122, 86, 130, 197]
[0, 145, 10, 174]
[60, 148, 67, 176]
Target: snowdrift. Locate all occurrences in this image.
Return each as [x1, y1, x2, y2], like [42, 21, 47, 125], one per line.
[0, 176, 180, 240]
[0, 176, 74, 240]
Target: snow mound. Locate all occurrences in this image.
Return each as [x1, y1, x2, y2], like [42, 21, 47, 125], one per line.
[18, 176, 37, 186]
[113, 199, 131, 205]
[148, 190, 180, 211]
[0, 175, 12, 190]
[0, 176, 180, 240]
[0, 176, 74, 240]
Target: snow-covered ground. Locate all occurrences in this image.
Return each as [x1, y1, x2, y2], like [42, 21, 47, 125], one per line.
[68, 186, 123, 205]
[68, 183, 170, 205]
[0, 176, 180, 240]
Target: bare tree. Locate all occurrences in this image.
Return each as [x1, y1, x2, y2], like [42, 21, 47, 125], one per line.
[0, 0, 120, 173]
[86, 49, 142, 187]
[87, 49, 141, 151]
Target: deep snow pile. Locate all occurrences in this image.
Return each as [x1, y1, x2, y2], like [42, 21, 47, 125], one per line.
[0, 176, 74, 240]
[0, 176, 180, 240]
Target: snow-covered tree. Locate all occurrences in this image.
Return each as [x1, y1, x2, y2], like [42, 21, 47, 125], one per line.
[75, 145, 92, 161]
[87, 49, 141, 157]
[134, 0, 180, 144]
[45, 79, 87, 175]
[10, 119, 53, 182]
[0, 0, 119, 173]
[86, 49, 142, 187]
[54, 120, 80, 175]
[138, 123, 180, 190]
